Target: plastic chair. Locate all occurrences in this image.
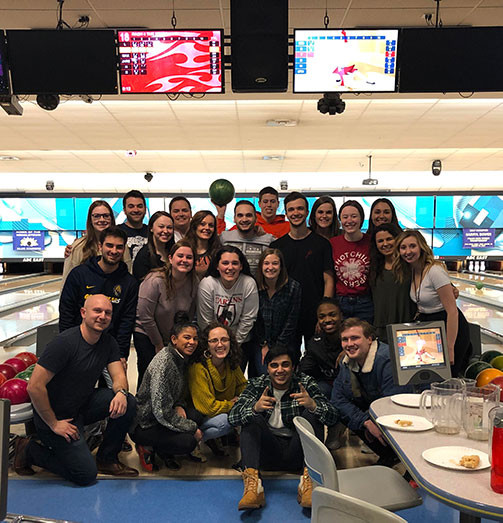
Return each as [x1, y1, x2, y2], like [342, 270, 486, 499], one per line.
[312, 486, 407, 523]
[293, 416, 421, 512]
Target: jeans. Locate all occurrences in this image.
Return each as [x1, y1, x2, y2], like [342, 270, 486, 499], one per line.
[28, 388, 136, 486]
[338, 294, 374, 323]
[200, 413, 233, 441]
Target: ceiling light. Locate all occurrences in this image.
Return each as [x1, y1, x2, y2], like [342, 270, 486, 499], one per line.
[262, 155, 284, 161]
[0, 156, 19, 161]
[266, 119, 298, 127]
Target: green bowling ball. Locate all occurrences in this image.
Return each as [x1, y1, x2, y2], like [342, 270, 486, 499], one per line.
[464, 360, 492, 380]
[480, 350, 503, 364]
[490, 355, 503, 371]
[15, 365, 35, 382]
[475, 282, 484, 290]
[209, 179, 235, 206]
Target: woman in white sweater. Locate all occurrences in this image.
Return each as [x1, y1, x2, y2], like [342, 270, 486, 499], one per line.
[197, 246, 259, 348]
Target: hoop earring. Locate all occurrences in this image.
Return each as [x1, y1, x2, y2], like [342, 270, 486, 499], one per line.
[204, 350, 211, 359]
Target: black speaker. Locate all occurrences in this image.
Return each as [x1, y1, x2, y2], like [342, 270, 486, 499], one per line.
[231, 0, 289, 92]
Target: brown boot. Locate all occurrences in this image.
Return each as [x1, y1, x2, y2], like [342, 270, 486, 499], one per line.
[14, 436, 35, 476]
[238, 467, 265, 511]
[297, 466, 313, 508]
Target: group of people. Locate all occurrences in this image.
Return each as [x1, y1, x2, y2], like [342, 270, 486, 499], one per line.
[13, 187, 472, 512]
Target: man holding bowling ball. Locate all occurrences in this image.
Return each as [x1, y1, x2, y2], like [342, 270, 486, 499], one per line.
[14, 294, 138, 485]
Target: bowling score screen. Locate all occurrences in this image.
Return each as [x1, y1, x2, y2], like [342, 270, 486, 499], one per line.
[118, 30, 223, 94]
[396, 327, 446, 370]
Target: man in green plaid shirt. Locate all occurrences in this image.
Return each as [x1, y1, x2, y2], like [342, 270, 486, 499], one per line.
[229, 345, 338, 511]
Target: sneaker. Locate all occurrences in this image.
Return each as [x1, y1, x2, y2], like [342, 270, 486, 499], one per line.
[238, 468, 265, 511]
[297, 466, 313, 508]
[189, 444, 207, 463]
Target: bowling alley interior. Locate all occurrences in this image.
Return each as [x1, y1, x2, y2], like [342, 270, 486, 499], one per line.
[0, 1, 503, 522]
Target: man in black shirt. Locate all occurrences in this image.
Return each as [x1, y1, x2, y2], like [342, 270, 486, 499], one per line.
[14, 294, 138, 485]
[118, 189, 148, 261]
[271, 192, 334, 352]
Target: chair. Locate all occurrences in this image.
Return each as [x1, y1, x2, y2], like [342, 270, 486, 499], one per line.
[35, 323, 59, 358]
[293, 417, 421, 512]
[312, 486, 407, 523]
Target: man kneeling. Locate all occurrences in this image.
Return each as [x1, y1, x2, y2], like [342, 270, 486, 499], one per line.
[229, 345, 338, 510]
[15, 294, 138, 485]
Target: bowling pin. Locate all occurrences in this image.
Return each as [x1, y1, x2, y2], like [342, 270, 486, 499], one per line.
[475, 261, 480, 272]
[469, 261, 474, 272]
[481, 261, 486, 272]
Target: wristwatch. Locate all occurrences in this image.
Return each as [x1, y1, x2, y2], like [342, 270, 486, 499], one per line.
[117, 388, 128, 397]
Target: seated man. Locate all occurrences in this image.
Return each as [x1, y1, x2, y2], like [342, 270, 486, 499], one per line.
[14, 294, 138, 485]
[331, 318, 412, 466]
[229, 345, 338, 511]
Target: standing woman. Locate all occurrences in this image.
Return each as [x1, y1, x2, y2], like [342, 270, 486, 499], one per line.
[309, 196, 341, 240]
[330, 200, 373, 322]
[197, 245, 259, 347]
[253, 248, 302, 375]
[393, 230, 472, 377]
[186, 210, 222, 280]
[366, 198, 402, 238]
[131, 314, 203, 472]
[133, 211, 175, 281]
[134, 239, 198, 387]
[369, 223, 415, 343]
[189, 323, 247, 454]
[62, 200, 132, 284]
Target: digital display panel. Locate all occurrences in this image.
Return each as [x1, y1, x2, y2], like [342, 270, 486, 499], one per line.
[395, 326, 446, 370]
[294, 29, 398, 93]
[118, 30, 223, 94]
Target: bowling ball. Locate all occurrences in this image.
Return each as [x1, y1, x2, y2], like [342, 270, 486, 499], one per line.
[480, 350, 503, 364]
[4, 357, 28, 374]
[0, 378, 29, 405]
[475, 282, 484, 290]
[15, 352, 38, 366]
[0, 374, 6, 388]
[476, 368, 503, 387]
[209, 179, 235, 206]
[15, 365, 35, 382]
[491, 355, 503, 371]
[490, 376, 503, 401]
[464, 360, 492, 380]
[0, 363, 17, 381]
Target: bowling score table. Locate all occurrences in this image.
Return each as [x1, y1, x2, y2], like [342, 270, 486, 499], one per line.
[370, 396, 503, 523]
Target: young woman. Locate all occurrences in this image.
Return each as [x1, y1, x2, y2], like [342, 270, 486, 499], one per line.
[186, 210, 222, 280]
[133, 211, 174, 281]
[308, 196, 340, 240]
[369, 223, 415, 343]
[366, 198, 402, 238]
[253, 248, 301, 375]
[134, 239, 198, 387]
[330, 200, 373, 322]
[131, 315, 203, 472]
[189, 323, 247, 455]
[393, 230, 472, 377]
[197, 246, 259, 347]
[62, 200, 131, 284]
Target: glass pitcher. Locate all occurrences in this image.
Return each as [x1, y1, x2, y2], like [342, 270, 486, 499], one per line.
[459, 384, 500, 441]
[420, 379, 465, 434]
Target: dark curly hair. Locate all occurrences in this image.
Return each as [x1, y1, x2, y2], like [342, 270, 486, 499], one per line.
[193, 321, 242, 370]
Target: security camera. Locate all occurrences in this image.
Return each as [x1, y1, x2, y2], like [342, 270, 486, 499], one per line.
[280, 180, 288, 190]
[144, 172, 153, 182]
[46, 180, 54, 191]
[432, 159, 442, 176]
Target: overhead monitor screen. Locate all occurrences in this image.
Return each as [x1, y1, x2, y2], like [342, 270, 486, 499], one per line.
[395, 326, 446, 370]
[294, 29, 398, 93]
[118, 30, 223, 94]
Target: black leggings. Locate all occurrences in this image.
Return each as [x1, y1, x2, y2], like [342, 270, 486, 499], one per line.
[133, 331, 157, 390]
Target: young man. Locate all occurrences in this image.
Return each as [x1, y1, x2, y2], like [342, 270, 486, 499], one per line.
[270, 192, 335, 350]
[331, 318, 412, 465]
[118, 190, 148, 261]
[229, 345, 338, 511]
[59, 227, 139, 365]
[220, 200, 275, 275]
[14, 294, 138, 484]
[169, 196, 192, 241]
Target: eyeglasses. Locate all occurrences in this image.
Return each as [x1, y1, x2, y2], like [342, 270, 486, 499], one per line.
[91, 213, 112, 220]
[208, 337, 230, 345]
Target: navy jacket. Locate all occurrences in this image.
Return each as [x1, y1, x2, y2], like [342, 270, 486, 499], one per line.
[331, 341, 412, 431]
[59, 256, 139, 358]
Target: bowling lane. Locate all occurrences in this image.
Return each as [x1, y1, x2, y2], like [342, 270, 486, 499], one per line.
[453, 280, 503, 311]
[458, 299, 503, 341]
[450, 271, 503, 290]
[0, 274, 61, 294]
[0, 280, 61, 314]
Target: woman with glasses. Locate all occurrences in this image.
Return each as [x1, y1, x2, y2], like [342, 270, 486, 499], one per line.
[62, 200, 131, 284]
[189, 323, 246, 456]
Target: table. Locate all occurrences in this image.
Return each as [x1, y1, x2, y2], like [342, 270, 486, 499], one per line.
[370, 396, 503, 523]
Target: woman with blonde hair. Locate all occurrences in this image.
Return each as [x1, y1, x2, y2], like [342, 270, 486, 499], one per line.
[393, 230, 471, 377]
[134, 239, 198, 387]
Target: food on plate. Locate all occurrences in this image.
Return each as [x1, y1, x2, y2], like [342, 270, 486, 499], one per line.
[394, 419, 413, 427]
[459, 455, 480, 469]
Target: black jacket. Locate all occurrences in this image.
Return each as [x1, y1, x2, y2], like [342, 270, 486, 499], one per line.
[299, 332, 342, 384]
[132, 243, 166, 282]
[59, 256, 139, 358]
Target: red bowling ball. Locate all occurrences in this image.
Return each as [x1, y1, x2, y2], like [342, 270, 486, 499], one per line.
[0, 374, 6, 388]
[0, 363, 17, 381]
[4, 358, 28, 374]
[0, 378, 29, 405]
[15, 352, 38, 367]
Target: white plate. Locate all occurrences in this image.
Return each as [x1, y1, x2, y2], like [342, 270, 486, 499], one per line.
[391, 393, 431, 409]
[422, 446, 490, 471]
[376, 414, 433, 432]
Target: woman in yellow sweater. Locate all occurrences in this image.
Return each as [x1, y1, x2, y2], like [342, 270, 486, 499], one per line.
[189, 322, 247, 454]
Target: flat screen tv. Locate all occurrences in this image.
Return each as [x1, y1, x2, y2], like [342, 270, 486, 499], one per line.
[6, 30, 118, 95]
[118, 30, 223, 94]
[398, 27, 503, 93]
[293, 28, 398, 93]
